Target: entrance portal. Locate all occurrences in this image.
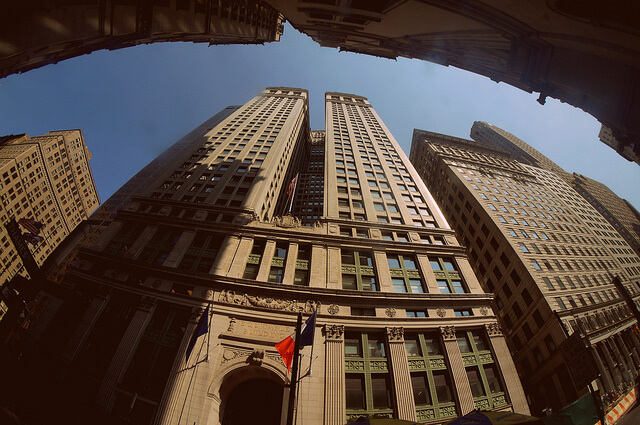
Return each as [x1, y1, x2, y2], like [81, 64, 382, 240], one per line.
[222, 377, 283, 425]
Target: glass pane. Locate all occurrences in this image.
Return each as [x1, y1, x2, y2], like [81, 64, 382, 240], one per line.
[409, 279, 424, 293]
[473, 331, 489, 351]
[466, 367, 485, 397]
[411, 374, 430, 406]
[434, 371, 453, 403]
[452, 280, 465, 293]
[425, 334, 442, 355]
[371, 376, 391, 409]
[456, 333, 472, 353]
[345, 375, 366, 409]
[362, 276, 378, 291]
[392, 278, 407, 293]
[344, 337, 362, 357]
[403, 257, 417, 269]
[341, 250, 355, 265]
[484, 364, 503, 393]
[405, 337, 421, 357]
[368, 338, 386, 357]
[387, 255, 401, 269]
[430, 260, 442, 270]
[358, 252, 374, 267]
[342, 274, 357, 290]
[443, 260, 456, 271]
[437, 280, 450, 294]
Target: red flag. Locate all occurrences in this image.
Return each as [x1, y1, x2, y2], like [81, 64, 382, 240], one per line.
[286, 176, 297, 200]
[18, 218, 44, 235]
[275, 312, 316, 371]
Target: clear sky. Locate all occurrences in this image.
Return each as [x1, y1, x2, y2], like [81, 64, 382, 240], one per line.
[1, 23, 638, 211]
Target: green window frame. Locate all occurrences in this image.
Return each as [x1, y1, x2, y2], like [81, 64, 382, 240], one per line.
[268, 242, 288, 283]
[341, 250, 378, 291]
[104, 223, 143, 256]
[243, 239, 265, 280]
[457, 330, 508, 410]
[405, 332, 457, 421]
[178, 232, 224, 273]
[430, 257, 468, 294]
[345, 332, 395, 419]
[293, 244, 311, 286]
[387, 253, 425, 293]
[138, 227, 183, 265]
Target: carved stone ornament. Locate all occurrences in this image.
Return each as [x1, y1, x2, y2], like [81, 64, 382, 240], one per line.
[440, 325, 456, 341]
[206, 289, 214, 300]
[485, 322, 503, 337]
[323, 324, 344, 341]
[227, 317, 236, 332]
[272, 214, 301, 228]
[436, 308, 446, 318]
[480, 307, 489, 316]
[327, 304, 340, 315]
[218, 290, 320, 313]
[191, 306, 207, 322]
[139, 296, 156, 312]
[385, 307, 396, 318]
[248, 349, 265, 366]
[386, 327, 404, 342]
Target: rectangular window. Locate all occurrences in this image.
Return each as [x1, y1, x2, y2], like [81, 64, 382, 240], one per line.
[411, 373, 430, 406]
[466, 367, 485, 397]
[345, 375, 366, 409]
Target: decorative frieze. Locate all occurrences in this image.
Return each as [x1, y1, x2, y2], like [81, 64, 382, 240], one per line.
[485, 322, 503, 337]
[386, 326, 404, 342]
[218, 290, 320, 313]
[436, 308, 446, 317]
[385, 307, 396, 318]
[327, 304, 340, 315]
[440, 325, 456, 341]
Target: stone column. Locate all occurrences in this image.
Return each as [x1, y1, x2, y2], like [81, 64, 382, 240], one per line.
[155, 306, 204, 425]
[283, 241, 299, 285]
[212, 235, 240, 275]
[123, 225, 157, 260]
[618, 331, 640, 369]
[162, 230, 196, 268]
[590, 344, 615, 392]
[89, 221, 122, 251]
[60, 292, 110, 367]
[309, 244, 327, 288]
[599, 341, 623, 386]
[386, 327, 416, 421]
[440, 326, 475, 414]
[614, 333, 634, 380]
[416, 254, 439, 293]
[484, 323, 530, 414]
[227, 236, 254, 278]
[256, 240, 276, 281]
[323, 324, 345, 425]
[94, 296, 156, 412]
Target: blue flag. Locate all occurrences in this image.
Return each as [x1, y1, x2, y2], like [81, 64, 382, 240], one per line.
[186, 304, 209, 360]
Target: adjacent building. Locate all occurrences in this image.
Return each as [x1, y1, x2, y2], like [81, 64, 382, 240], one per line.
[0, 131, 100, 320]
[410, 128, 640, 414]
[11, 89, 529, 425]
[598, 126, 639, 166]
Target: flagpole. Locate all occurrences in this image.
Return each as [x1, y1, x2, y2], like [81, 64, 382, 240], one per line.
[288, 173, 299, 214]
[286, 312, 302, 425]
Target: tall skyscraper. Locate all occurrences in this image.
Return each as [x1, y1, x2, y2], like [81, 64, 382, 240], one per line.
[9, 89, 528, 425]
[410, 129, 640, 414]
[0, 130, 100, 320]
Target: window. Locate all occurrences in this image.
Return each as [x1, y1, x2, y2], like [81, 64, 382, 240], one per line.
[466, 368, 485, 397]
[431, 257, 467, 293]
[387, 253, 425, 293]
[178, 232, 224, 273]
[342, 250, 378, 291]
[268, 242, 288, 283]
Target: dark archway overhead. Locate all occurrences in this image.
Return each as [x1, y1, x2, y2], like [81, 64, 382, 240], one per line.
[1, 1, 639, 162]
[221, 377, 283, 425]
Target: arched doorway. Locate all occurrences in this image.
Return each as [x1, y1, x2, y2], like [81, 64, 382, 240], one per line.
[221, 377, 283, 425]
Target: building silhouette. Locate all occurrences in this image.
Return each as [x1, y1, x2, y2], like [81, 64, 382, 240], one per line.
[410, 127, 640, 414]
[7, 88, 529, 425]
[0, 131, 99, 320]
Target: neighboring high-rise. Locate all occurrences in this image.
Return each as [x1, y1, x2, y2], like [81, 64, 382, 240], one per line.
[7, 89, 529, 425]
[410, 129, 640, 415]
[598, 125, 639, 166]
[0, 131, 100, 320]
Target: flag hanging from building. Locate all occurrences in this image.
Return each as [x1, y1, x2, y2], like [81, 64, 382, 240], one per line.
[186, 304, 210, 360]
[23, 233, 44, 246]
[286, 175, 298, 200]
[18, 218, 44, 235]
[275, 311, 316, 371]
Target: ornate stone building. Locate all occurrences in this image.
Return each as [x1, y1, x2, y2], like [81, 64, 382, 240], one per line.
[410, 128, 640, 414]
[13, 88, 528, 425]
[0, 131, 100, 320]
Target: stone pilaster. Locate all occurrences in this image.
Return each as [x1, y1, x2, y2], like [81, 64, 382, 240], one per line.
[212, 235, 240, 275]
[386, 327, 416, 421]
[227, 236, 254, 278]
[374, 251, 392, 292]
[162, 230, 196, 268]
[61, 292, 110, 365]
[416, 254, 439, 293]
[484, 323, 530, 415]
[309, 244, 327, 288]
[614, 333, 635, 375]
[123, 225, 157, 260]
[256, 240, 276, 281]
[440, 326, 475, 415]
[590, 344, 614, 392]
[326, 247, 341, 290]
[155, 307, 203, 425]
[323, 324, 345, 425]
[94, 296, 156, 412]
[283, 241, 299, 285]
[89, 221, 122, 252]
[599, 341, 623, 386]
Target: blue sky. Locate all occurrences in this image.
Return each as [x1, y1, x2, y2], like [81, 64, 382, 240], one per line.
[1, 23, 638, 210]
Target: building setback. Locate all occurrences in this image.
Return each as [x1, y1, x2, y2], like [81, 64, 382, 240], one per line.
[410, 129, 640, 414]
[9, 88, 528, 425]
[0, 131, 100, 320]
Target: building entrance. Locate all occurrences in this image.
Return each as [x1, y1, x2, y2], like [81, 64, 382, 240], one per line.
[222, 377, 283, 425]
